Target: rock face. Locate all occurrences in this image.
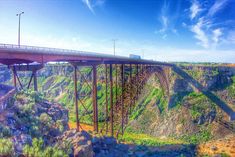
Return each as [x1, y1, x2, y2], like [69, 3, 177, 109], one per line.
[92, 136, 129, 157]
[56, 129, 94, 157]
[0, 66, 11, 83]
[197, 134, 235, 157]
[172, 66, 235, 91]
[0, 91, 69, 154]
[129, 65, 235, 139]
[0, 84, 15, 113]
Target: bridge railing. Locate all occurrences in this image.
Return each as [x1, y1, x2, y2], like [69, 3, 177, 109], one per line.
[0, 43, 81, 53]
[0, 43, 121, 59]
[0, 43, 165, 63]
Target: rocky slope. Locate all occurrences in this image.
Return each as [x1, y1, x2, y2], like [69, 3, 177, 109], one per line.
[128, 65, 235, 143]
[0, 63, 235, 156]
[0, 91, 69, 154]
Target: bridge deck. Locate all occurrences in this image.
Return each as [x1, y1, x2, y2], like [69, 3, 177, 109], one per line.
[0, 43, 171, 66]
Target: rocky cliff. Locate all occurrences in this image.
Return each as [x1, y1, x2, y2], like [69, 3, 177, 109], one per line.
[128, 65, 235, 143]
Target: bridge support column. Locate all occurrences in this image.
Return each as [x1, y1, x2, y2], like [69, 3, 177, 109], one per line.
[121, 64, 124, 135]
[115, 64, 118, 112]
[136, 64, 139, 99]
[92, 65, 98, 132]
[73, 65, 80, 132]
[130, 64, 133, 114]
[10, 64, 42, 91]
[105, 64, 109, 134]
[33, 71, 38, 91]
[109, 64, 114, 136]
[12, 67, 17, 88]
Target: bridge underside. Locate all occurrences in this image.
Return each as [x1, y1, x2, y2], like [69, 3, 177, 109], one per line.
[3, 62, 169, 137]
[0, 44, 173, 136]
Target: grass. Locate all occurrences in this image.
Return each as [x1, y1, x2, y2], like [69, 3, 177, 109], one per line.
[183, 67, 219, 81]
[119, 132, 186, 146]
[183, 92, 216, 120]
[180, 128, 212, 144]
[0, 138, 14, 156]
[227, 76, 235, 99]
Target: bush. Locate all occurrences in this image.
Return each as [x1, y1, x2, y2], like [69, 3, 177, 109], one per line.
[0, 125, 12, 137]
[39, 113, 52, 125]
[23, 138, 70, 157]
[180, 129, 212, 144]
[0, 138, 14, 156]
[119, 132, 185, 146]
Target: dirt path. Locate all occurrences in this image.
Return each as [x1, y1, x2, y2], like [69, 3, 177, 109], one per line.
[68, 122, 94, 132]
[197, 134, 235, 156]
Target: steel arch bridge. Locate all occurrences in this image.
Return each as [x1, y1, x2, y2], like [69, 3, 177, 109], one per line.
[1, 43, 234, 137]
[0, 43, 172, 137]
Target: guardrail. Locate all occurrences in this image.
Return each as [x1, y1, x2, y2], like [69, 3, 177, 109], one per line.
[0, 43, 84, 53]
[0, 43, 131, 60]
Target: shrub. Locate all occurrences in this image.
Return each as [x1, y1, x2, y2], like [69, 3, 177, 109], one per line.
[0, 125, 12, 137]
[180, 129, 212, 144]
[119, 132, 185, 146]
[23, 138, 69, 157]
[0, 138, 14, 156]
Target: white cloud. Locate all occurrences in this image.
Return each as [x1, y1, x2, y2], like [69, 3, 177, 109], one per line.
[224, 30, 235, 44]
[159, 15, 168, 33]
[208, 0, 228, 16]
[212, 28, 222, 44]
[95, 0, 105, 7]
[82, 0, 95, 14]
[191, 18, 209, 48]
[155, 1, 178, 39]
[190, 0, 201, 19]
[81, 0, 106, 14]
[188, 0, 230, 49]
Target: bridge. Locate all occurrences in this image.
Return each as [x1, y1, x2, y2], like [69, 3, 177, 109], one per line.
[0, 43, 234, 137]
[0, 43, 172, 137]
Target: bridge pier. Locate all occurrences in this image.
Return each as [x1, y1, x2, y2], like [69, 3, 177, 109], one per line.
[92, 65, 98, 132]
[115, 64, 118, 113]
[71, 62, 100, 133]
[121, 64, 124, 135]
[73, 65, 80, 132]
[109, 64, 114, 136]
[130, 64, 133, 113]
[105, 64, 109, 134]
[10, 64, 43, 91]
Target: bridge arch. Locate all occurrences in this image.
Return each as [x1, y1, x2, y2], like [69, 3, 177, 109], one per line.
[153, 66, 170, 98]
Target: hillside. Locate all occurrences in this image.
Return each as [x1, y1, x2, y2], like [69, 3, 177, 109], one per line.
[0, 63, 235, 156]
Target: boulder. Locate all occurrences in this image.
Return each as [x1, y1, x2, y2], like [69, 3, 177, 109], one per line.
[56, 130, 94, 157]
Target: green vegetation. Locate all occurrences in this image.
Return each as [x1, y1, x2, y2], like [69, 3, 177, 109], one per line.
[227, 76, 235, 99]
[23, 138, 71, 157]
[0, 139, 14, 156]
[0, 124, 11, 137]
[119, 132, 185, 146]
[180, 127, 212, 144]
[130, 88, 159, 120]
[6, 64, 234, 146]
[183, 67, 219, 81]
[201, 153, 231, 157]
[184, 92, 216, 120]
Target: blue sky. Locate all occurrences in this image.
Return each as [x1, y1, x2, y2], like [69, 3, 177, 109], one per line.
[0, 0, 234, 62]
